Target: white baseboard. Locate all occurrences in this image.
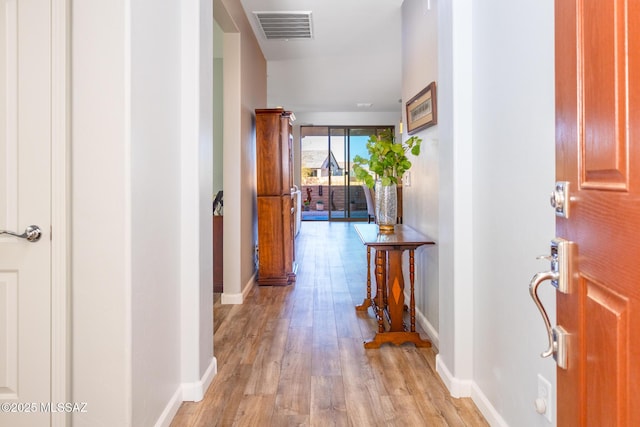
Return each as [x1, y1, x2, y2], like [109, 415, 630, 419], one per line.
[181, 357, 218, 402]
[414, 306, 440, 349]
[221, 291, 242, 304]
[243, 273, 255, 299]
[156, 358, 217, 426]
[220, 273, 255, 305]
[471, 382, 509, 427]
[154, 387, 183, 427]
[435, 354, 472, 398]
[435, 355, 508, 426]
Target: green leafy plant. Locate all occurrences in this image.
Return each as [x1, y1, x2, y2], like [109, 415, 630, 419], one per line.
[352, 129, 422, 188]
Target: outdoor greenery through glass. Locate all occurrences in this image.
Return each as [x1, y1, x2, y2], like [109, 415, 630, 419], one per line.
[300, 126, 393, 221]
[352, 129, 422, 188]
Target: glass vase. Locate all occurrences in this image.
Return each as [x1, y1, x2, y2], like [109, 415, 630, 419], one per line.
[375, 179, 397, 234]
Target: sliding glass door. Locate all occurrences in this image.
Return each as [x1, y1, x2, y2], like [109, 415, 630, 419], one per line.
[300, 126, 329, 220]
[300, 125, 393, 221]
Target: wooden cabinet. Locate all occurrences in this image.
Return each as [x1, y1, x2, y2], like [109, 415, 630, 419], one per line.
[256, 108, 296, 285]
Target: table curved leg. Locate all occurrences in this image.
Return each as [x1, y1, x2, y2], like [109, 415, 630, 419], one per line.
[356, 246, 372, 311]
[375, 249, 385, 333]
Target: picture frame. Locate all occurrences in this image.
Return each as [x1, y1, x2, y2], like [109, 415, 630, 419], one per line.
[406, 81, 437, 134]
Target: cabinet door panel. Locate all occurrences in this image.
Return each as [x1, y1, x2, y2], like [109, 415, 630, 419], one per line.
[258, 196, 285, 279]
[280, 115, 293, 193]
[256, 112, 282, 196]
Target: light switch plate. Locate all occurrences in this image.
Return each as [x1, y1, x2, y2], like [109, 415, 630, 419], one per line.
[403, 172, 411, 187]
[537, 374, 553, 423]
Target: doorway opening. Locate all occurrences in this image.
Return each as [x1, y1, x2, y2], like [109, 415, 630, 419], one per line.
[300, 125, 393, 221]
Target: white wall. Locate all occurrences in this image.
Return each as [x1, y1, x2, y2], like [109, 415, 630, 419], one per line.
[221, 30, 243, 302]
[213, 19, 224, 194]
[402, 0, 557, 425]
[71, 1, 214, 425]
[180, 0, 215, 403]
[432, 0, 476, 392]
[71, 1, 130, 424]
[130, 0, 183, 425]
[293, 111, 400, 128]
[401, 0, 440, 345]
[471, 1, 556, 425]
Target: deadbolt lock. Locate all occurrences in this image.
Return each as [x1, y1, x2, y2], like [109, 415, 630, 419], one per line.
[550, 181, 570, 218]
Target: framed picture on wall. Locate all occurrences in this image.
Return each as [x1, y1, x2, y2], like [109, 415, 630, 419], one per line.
[406, 81, 437, 134]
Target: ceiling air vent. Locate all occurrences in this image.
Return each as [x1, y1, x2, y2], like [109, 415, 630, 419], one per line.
[253, 11, 313, 40]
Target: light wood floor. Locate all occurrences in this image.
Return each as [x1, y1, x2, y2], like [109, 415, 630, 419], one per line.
[171, 221, 488, 427]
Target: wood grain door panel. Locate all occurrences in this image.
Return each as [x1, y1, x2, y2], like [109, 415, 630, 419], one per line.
[581, 0, 630, 189]
[256, 112, 283, 196]
[258, 196, 285, 279]
[556, 0, 640, 424]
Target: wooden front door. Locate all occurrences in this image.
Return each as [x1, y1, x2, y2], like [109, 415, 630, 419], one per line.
[555, 0, 640, 424]
[0, 0, 53, 425]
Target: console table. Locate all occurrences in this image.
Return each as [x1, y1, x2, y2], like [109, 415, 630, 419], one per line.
[354, 224, 435, 349]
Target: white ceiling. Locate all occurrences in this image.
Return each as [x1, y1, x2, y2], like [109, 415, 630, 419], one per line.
[239, 0, 404, 113]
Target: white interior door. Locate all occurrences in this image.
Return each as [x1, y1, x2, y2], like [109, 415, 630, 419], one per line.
[0, 0, 52, 425]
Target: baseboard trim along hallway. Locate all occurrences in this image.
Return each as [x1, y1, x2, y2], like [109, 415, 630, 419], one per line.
[170, 222, 488, 426]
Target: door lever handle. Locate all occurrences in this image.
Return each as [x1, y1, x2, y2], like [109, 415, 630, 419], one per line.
[529, 271, 558, 358]
[0, 225, 42, 242]
[529, 271, 568, 369]
[528, 238, 575, 369]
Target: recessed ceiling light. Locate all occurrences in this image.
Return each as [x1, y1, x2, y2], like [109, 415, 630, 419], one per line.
[357, 103, 373, 108]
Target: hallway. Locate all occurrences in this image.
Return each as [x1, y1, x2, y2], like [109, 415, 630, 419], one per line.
[171, 222, 487, 426]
